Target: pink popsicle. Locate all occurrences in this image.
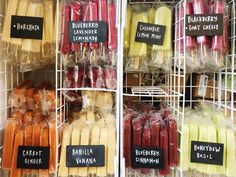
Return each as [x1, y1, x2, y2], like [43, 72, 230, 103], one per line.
[61, 4, 71, 54]
[108, 1, 117, 52]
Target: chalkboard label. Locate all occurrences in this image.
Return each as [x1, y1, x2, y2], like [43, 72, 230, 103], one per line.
[131, 146, 164, 169]
[17, 146, 50, 169]
[68, 21, 107, 43]
[191, 141, 224, 165]
[135, 22, 166, 45]
[11, 16, 43, 40]
[185, 14, 223, 36]
[66, 145, 105, 167]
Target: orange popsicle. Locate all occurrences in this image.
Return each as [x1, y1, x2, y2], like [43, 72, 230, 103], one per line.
[22, 111, 33, 125]
[39, 126, 49, 177]
[32, 123, 42, 176]
[2, 120, 17, 170]
[22, 124, 33, 176]
[10, 130, 24, 177]
[49, 121, 56, 174]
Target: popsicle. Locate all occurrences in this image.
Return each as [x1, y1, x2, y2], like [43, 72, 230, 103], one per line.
[70, 1, 81, 53]
[22, 124, 33, 176]
[98, 0, 108, 57]
[2, 120, 17, 171]
[159, 125, 170, 176]
[181, 124, 190, 171]
[60, 3, 71, 54]
[21, 1, 44, 53]
[87, 110, 96, 123]
[49, 121, 56, 174]
[132, 118, 142, 146]
[107, 125, 116, 175]
[150, 119, 160, 147]
[39, 126, 49, 177]
[1, 0, 19, 44]
[211, 0, 227, 68]
[197, 124, 207, 174]
[151, 5, 172, 69]
[226, 129, 236, 176]
[127, 11, 148, 72]
[97, 126, 108, 176]
[189, 123, 199, 170]
[148, 7, 156, 24]
[217, 127, 226, 175]
[108, 0, 117, 65]
[32, 123, 42, 176]
[58, 126, 72, 177]
[207, 125, 217, 175]
[10, 0, 30, 47]
[9, 130, 24, 177]
[141, 124, 151, 174]
[168, 119, 179, 167]
[78, 127, 90, 177]
[69, 127, 81, 176]
[42, 0, 54, 58]
[123, 117, 132, 167]
[0, 0, 5, 33]
[88, 125, 101, 175]
[193, 0, 210, 65]
[53, 1, 62, 43]
[124, 6, 132, 50]
[22, 111, 33, 125]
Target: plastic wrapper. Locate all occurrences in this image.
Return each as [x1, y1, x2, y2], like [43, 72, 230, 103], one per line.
[61, 3, 70, 55]
[210, 0, 229, 70]
[104, 66, 117, 89]
[96, 92, 114, 112]
[123, 116, 132, 167]
[150, 5, 173, 72]
[124, 6, 132, 61]
[96, 67, 106, 88]
[125, 8, 148, 72]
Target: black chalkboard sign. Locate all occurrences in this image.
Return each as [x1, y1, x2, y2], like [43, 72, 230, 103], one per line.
[191, 141, 224, 165]
[68, 21, 107, 43]
[135, 22, 166, 45]
[10, 16, 43, 40]
[17, 146, 50, 169]
[185, 14, 223, 36]
[131, 146, 164, 169]
[66, 145, 105, 167]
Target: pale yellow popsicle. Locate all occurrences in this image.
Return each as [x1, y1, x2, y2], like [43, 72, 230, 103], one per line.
[148, 7, 156, 24]
[124, 6, 132, 50]
[181, 124, 190, 171]
[2, 0, 19, 43]
[152, 5, 172, 51]
[107, 125, 116, 175]
[87, 110, 96, 123]
[96, 92, 113, 112]
[11, 0, 30, 46]
[226, 129, 236, 177]
[97, 126, 108, 176]
[58, 126, 72, 177]
[43, 0, 54, 43]
[21, 1, 44, 53]
[69, 127, 81, 176]
[78, 127, 90, 177]
[189, 123, 198, 170]
[53, 1, 61, 43]
[197, 125, 208, 173]
[128, 11, 148, 57]
[207, 125, 217, 174]
[89, 125, 101, 175]
[217, 128, 226, 175]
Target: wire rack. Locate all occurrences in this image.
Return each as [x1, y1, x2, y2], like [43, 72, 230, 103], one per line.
[55, 0, 121, 176]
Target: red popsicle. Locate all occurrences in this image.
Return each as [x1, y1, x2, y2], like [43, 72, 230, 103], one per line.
[123, 117, 132, 167]
[167, 118, 179, 167]
[141, 124, 151, 174]
[159, 125, 170, 176]
[150, 119, 160, 147]
[132, 118, 142, 147]
[89, 0, 99, 50]
[70, 1, 81, 52]
[61, 4, 71, 54]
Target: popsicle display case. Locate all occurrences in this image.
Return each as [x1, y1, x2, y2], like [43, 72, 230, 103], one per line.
[121, 0, 235, 177]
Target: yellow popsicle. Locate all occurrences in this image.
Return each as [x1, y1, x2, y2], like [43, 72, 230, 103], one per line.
[53, 1, 61, 43]
[226, 129, 236, 176]
[78, 127, 90, 177]
[124, 6, 132, 50]
[181, 124, 190, 171]
[89, 125, 101, 175]
[217, 128, 226, 175]
[58, 126, 72, 177]
[107, 125, 116, 175]
[43, 0, 54, 43]
[87, 110, 96, 123]
[97, 126, 108, 176]
[207, 125, 217, 174]
[189, 123, 198, 170]
[148, 7, 156, 24]
[11, 0, 30, 46]
[2, 0, 19, 43]
[197, 125, 208, 173]
[21, 1, 44, 53]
